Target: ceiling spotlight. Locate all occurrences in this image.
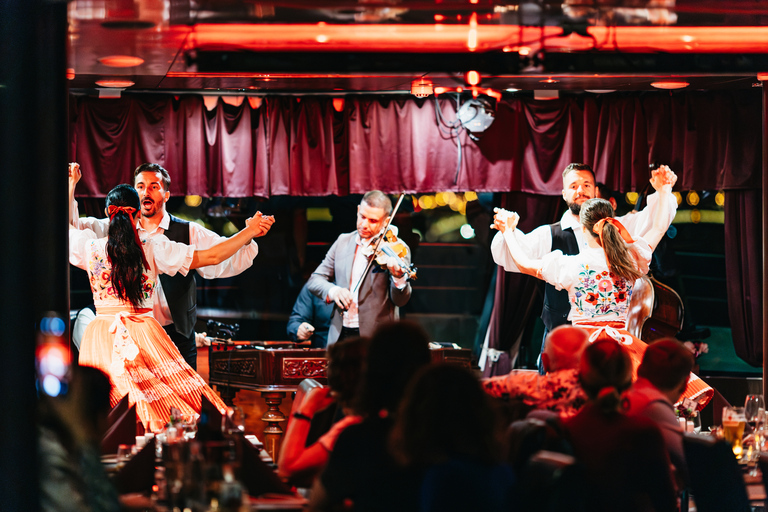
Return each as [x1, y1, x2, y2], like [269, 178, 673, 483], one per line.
[650, 81, 689, 90]
[465, 70, 481, 86]
[411, 78, 433, 98]
[457, 98, 495, 141]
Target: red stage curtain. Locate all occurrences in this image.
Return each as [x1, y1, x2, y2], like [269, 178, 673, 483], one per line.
[483, 192, 562, 378]
[69, 90, 762, 198]
[724, 189, 763, 367]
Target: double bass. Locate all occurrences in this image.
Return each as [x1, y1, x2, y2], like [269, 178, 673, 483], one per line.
[625, 274, 684, 342]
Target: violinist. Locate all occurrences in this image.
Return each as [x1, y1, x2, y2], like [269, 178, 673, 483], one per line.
[308, 191, 413, 345]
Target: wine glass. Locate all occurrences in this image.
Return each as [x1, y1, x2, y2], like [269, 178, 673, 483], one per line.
[687, 412, 702, 434]
[744, 394, 765, 432]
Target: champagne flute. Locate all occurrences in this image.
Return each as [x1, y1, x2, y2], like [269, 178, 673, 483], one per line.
[745, 394, 765, 432]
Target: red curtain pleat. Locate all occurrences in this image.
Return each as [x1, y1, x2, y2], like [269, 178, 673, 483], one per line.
[69, 90, 762, 198]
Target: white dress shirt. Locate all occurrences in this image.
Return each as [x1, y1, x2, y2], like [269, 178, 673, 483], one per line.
[73, 203, 259, 326]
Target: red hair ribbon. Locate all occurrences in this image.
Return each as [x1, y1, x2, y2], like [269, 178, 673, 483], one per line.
[107, 205, 150, 270]
[592, 217, 635, 248]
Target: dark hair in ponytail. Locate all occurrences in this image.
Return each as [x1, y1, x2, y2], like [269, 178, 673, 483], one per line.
[580, 198, 643, 282]
[105, 185, 145, 311]
[578, 339, 633, 416]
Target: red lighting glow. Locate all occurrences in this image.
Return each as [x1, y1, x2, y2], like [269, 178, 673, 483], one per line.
[95, 79, 134, 88]
[434, 14, 445, 22]
[187, 24, 768, 54]
[66, 68, 75, 80]
[434, 86, 448, 95]
[332, 98, 345, 112]
[465, 70, 481, 86]
[758, 73, 768, 81]
[650, 81, 689, 89]
[98, 55, 144, 68]
[467, 12, 478, 51]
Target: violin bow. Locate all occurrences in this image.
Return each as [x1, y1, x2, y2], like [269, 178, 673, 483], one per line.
[352, 193, 406, 294]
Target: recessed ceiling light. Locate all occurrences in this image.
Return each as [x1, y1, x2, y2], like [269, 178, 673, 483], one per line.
[650, 81, 689, 89]
[505, 88, 520, 92]
[98, 55, 144, 68]
[95, 79, 134, 88]
[540, 78, 559, 84]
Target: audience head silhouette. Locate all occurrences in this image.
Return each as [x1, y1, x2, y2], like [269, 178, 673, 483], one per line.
[638, 337, 693, 402]
[578, 339, 633, 415]
[542, 325, 590, 373]
[356, 320, 431, 418]
[326, 336, 369, 408]
[391, 364, 503, 468]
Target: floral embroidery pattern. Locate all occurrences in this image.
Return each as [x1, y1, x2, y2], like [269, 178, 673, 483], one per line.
[572, 265, 633, 319]
[86, 242, 154, 305]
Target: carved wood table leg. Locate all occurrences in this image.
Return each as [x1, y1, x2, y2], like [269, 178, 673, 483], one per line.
[260, 390, 287, 462]
[216, 385, 238, 406]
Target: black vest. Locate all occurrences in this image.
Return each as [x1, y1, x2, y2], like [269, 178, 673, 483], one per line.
[158, 215, 197, 337]
[541, 222, 580, 332]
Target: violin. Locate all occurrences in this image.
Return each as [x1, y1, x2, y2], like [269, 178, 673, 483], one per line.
[362, 226, 418, 281]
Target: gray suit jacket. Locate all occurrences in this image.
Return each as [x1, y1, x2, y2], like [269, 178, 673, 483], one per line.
[307, 231, 412, 344]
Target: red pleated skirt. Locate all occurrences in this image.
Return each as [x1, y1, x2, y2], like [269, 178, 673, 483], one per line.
[79, 307, 228, 432]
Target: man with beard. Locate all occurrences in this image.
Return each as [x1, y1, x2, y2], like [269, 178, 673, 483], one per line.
[70, 162, 271, 369]
[308, 191, 412, 345]
[490, 163, 677, 371]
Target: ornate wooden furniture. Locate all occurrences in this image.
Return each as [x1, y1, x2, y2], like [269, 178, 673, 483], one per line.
[208, 342, 472, 460]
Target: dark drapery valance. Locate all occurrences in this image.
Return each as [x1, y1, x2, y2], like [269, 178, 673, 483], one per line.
[69, 90, 762, 198]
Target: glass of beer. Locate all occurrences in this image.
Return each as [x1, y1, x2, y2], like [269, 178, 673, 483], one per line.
[723, 406, 747, 459]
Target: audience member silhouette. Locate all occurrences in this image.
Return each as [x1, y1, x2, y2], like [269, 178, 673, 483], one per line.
[38, 365, 120, 512]
[278, 336, 369, 484]
[625, 337, 695, 487]
[563, 339, 678, 512]
[483, 325, 589, 418]
[390, 364, 516, 512]
[308, 320, 431, 512]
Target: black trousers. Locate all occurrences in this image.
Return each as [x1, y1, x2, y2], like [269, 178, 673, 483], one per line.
[164, 324, 197, 371]
[339, 326, 360, 341]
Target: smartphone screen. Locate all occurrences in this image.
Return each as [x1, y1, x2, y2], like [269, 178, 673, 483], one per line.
[36, 313, 71, 397]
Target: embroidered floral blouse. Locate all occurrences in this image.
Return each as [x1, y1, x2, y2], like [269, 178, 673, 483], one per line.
[539, 238, 652, 325]
[69, 228, 195, 310]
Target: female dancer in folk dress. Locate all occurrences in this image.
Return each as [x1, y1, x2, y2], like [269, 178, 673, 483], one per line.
[70, 184, 275, 431]
[493, 170, 712, 409]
